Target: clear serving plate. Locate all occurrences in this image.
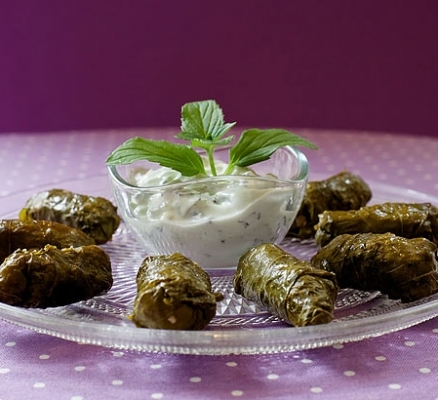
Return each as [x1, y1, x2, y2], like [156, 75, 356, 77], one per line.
[1, 174, 438, 355]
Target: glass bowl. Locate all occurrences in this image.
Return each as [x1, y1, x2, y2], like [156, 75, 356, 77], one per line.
[107, 146, 308, 269]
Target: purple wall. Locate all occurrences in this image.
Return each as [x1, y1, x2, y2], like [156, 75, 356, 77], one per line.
[1, 1, 438, 136]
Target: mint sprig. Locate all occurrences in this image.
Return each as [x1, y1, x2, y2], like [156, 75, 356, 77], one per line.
[176, 100, 236, 175]
[106, 100, 317, 177]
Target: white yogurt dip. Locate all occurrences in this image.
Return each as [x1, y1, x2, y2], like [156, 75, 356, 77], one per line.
[121, 162, 302, 269]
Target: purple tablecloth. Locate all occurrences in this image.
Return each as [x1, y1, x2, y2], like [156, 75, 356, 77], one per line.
[1, 128, 438, 400]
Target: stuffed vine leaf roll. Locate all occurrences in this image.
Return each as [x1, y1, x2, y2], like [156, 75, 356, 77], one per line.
[288, 171, 372, 239]
[19, 189, 121, 244]
[234, 243, 338, 326]
[129, 253, 223, 330]
[314, 202, 438, 247]
[0, 219, 95, 264]
[311, 232, 438, 303]
[0, 244, 113, 308]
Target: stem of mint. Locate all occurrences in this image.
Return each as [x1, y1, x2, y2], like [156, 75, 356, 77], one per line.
[206, 147, 217, 176]
[223, 162, 235, 175]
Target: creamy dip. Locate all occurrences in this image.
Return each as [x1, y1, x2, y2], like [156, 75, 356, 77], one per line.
[123, 161, 301, 269]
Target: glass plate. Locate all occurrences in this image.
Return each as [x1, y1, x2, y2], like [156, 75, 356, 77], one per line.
[1, 174, 438, 355]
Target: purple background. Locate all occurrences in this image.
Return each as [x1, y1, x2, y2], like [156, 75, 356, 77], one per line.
[1, 1, 438, 136]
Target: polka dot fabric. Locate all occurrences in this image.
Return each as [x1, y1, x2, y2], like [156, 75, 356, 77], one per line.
[1, 129, 438, 400]
[302, 130, 438, 197]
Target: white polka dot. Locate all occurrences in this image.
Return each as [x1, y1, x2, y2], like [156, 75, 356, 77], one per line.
[5, 342, 16, 347]
[151, 394, 163, 400]
[419, 367, 431, 374]
[267, 374, 279, 380]
[310, 387, 323, 393]
[74, 366, 86, 372]
[226, 361, 238, 367]
[327, 164, 336, 171]
[112, 380, 123, 386]
[396, 169, 406, 176]
[33, 382, 46, 389]
[71, 396, 83, 400]
[0, 368, 10, 374]
[39, 354, 50, 360]
[332, 344, 344, 349]
[231, 390, 244, 397]
[404, 341, 415, 347]
[190, 377, 201, 383]
[389, 383, 401, 390]
[344, 370, 356, 377]
[111, 351, 124, 357]
[150, 364, 162, 369]
[432, 328, 438, 333]
[301, 358, 313, 364]
[375, 356, 386, 361]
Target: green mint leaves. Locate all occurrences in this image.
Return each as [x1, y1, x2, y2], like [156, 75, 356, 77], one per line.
[177, 99, 236, 142]
[227, 128, 317, 173]
[106, 100, 317, 177]
[105, 137, 206, 177]
[176, 100, 236, 175]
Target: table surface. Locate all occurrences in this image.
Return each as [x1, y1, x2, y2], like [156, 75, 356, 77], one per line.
[1, 128, 438, 400]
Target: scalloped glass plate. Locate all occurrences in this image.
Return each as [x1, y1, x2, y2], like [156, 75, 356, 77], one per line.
[1, 174, 438, 355]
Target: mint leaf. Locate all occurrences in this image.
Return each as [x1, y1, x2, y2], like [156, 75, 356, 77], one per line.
[228, 128, 317, 168]
[177, 100, 236, 141]
[106, 137, 206, 176]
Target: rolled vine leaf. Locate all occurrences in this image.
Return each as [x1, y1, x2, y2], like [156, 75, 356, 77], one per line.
[288, 171, 372, 240]
[311, 232, 438, 303]
[0, 244, 112, 308]
[19, 189, 121, 244]
[129, 253, 223, 330]
[0, 219, 95, 263]
[234, 243, 338, 327]
[314, 202, 438, 247]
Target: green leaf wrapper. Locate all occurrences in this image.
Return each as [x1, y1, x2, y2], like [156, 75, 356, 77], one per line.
[311, 232, 438, 303]
[19, 189, 121, 244]
[129, 253, 223, 330]
[0, 244, 112, 308]
[314, 202, 438, 247]
[234, 243, 338, 327]
[0, 219, 95, 264]
[288, 171, 372, 240]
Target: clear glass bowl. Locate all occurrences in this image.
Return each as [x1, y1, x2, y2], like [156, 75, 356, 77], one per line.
[107, 146, 309, 269]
